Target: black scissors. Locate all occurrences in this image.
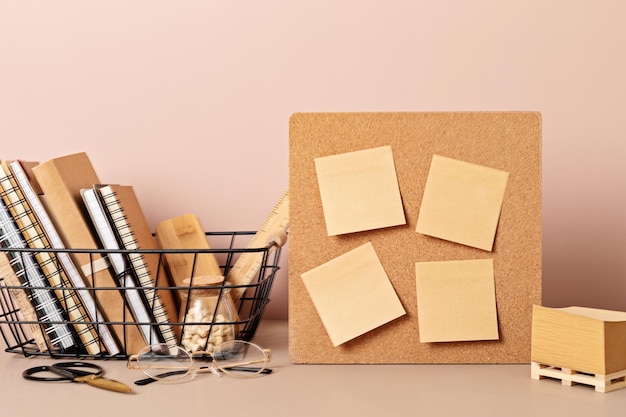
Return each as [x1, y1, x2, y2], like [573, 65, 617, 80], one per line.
[22, 361, 132, 394]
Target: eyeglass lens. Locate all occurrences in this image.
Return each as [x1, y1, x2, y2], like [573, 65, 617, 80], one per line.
[211, 340, 268, 377]
[135, 344, 193, 382]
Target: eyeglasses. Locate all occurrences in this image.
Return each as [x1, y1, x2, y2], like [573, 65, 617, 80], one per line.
[127, 340, 272, 385]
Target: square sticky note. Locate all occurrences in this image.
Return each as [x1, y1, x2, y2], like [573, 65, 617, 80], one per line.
[315, 145, 406, 236]
[415, 259, 499, 343]
[301, 242, 406, 346]
[415, 155, 509, 251]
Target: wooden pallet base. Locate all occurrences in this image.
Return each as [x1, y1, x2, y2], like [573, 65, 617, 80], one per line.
[531, 361, 626, 393]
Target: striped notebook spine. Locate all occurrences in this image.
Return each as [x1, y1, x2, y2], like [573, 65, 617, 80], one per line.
[0, 201, 75, 351]
[81, 187, 162, 345]
[98, 188, 177, 346]
[0, 164, 102, 355]
[10, 162, 120, 355]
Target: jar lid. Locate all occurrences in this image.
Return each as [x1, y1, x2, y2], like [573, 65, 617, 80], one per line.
[182, 275, 224, 287]
[181, 275, 226, 297]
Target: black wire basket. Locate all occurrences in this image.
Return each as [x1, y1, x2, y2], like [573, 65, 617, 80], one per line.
[0, 231, 282, 359]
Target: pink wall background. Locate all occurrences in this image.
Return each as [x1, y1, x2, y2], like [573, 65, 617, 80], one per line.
[1, 1, 625, 319]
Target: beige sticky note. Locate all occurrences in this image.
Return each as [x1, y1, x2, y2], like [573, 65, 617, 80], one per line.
[301, 242, 406, 346]
[416, 155, 508, 251]
[415, 259, 499, 343]
[315, 145, 406, 236]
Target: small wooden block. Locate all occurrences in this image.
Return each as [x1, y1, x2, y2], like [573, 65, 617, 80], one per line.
[155, 214, 222, 287]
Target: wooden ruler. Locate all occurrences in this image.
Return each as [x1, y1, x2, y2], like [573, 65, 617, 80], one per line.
[228, 190, 289, 303]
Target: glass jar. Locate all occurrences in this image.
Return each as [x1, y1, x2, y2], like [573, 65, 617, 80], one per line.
[178, 275, 238, 353]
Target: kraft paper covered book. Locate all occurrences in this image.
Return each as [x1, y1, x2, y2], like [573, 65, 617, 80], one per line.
[32, 152, 146, 354]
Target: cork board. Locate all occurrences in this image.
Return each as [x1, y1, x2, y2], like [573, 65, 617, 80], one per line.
[288, 112, 542, 364]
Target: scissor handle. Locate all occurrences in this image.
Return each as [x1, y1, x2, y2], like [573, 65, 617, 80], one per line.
[23, 361, 103, 382]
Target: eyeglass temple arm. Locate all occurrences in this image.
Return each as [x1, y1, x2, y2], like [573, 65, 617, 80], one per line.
[133, 369, 189, 386]
[133, 366, 272, 386]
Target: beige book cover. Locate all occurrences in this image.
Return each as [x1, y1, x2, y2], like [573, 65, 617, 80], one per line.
[32, 152, 146, 354]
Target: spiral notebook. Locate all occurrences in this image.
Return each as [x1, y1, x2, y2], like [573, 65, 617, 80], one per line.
[10, 160, 122, 355]
[0, 197, 75, 351]
[81, 186, 162, 345]
[0, 162, 102, 354]
[96, 184, 178, 345]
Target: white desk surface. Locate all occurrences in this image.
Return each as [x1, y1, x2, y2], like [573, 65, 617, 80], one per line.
[2, 320, 626, 417]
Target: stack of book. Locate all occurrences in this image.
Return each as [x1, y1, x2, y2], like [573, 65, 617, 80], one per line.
[0, 153, 180, 355]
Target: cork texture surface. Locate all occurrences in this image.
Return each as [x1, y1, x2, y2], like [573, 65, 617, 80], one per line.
[289, 112, 542, 364]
